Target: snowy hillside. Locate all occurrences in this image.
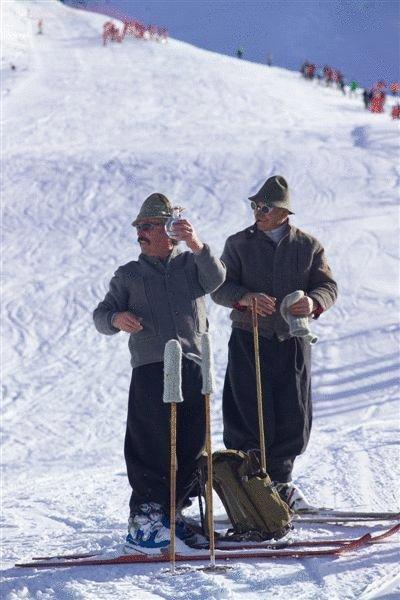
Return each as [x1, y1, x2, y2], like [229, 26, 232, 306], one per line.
[2, 1, 399, 598]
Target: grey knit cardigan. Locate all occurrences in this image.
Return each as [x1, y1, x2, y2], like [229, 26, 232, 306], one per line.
[93, 244, 226, 368]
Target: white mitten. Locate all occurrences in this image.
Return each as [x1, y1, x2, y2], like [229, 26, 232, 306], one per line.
[163, 340, 184, 403]
[280, 290, 318, 345]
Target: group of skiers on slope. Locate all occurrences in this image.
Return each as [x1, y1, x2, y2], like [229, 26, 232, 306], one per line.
[31, 16, 168, 47]
[301, 61, 400, 119]
[235, 53, 398, 120]
[102, 19, 168, 46]
[301, 61, 347, 94]
[93, 176, 338, 551]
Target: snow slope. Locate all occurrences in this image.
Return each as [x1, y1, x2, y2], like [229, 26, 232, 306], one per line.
[2, 1, 399, 598]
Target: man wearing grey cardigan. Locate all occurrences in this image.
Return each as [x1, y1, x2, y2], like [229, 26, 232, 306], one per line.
[93, 193, 225, 550]
[211, 176, 337, 512]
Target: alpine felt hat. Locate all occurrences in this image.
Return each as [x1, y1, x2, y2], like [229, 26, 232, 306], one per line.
[248, 175, 294, 214]
[132, 193, 173, 226]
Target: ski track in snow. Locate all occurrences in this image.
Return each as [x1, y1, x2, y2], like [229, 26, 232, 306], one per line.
[2, 1, 400, 598]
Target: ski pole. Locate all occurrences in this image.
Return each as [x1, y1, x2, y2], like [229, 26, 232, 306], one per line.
[201, 333, 216, 568]
[251, 297, 267, 474]
[187, 333, 216, 568]
[163, 339, 184, 573]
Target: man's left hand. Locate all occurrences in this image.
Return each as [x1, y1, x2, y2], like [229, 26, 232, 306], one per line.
[172, 219, 204, 254]
[289, 295, 315, 316]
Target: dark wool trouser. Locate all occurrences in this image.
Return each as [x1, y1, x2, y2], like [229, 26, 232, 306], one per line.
[125, 358, 205, 516]
[223, 328, 312, 483]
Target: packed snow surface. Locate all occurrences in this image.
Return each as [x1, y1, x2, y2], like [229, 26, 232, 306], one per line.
[2, 1, 399, 598]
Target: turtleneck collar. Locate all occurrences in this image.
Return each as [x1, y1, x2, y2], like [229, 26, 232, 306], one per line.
[263, 221, 289, 244]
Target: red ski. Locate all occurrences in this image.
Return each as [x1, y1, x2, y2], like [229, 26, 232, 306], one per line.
[30, 523, 399, 561]
[194, 523, 400, 551]
[15, 524, 399, 568]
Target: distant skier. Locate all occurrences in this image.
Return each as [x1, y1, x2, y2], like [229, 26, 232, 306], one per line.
[316, 67, 324, 84]
[323, 65, 333, 86]
[266, 52, 273, 66]
[300, 62, 315, 80]
[37, 19, 43, 35]
[349, 80, 358, 96]
[307, 63, 316, 80]
[370, 82, 386, 113]
[336, 71, 346, 94]
[391, 104, 400, 119]
[93, 193, 225, 551]
[211, 176, 338, 512]
[370, 91, 385, 113]
[390, 82, 400, 97]
[236, 47, 244, 59]
[362, 89, 371, 109]
[390, 84, 400, 119]
[102, 21, 122, 46]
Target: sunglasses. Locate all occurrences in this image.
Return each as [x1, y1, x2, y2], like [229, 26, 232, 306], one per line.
[250, 201, 274, 214]
[135, 222, 162, 232]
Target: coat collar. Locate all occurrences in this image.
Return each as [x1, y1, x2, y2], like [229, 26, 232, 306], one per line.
[139, 244, 182, 271]
[245, 221, 294, 245]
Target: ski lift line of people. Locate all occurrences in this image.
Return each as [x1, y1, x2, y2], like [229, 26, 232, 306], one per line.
[102, 19, 168, 46]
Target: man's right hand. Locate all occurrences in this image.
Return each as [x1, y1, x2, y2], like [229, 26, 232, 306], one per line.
[239, 292, 276, 316]
[112, 312, 143, 333]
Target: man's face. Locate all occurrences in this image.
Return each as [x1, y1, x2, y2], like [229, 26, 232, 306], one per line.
[135, 218, 173, 257]
[252, 202, 289, 232]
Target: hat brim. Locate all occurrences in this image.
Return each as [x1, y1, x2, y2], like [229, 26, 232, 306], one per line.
[131, 216, 169, 227]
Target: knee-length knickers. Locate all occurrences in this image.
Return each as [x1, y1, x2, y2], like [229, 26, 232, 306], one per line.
[125, 357, 205, 514]
[223, 329, 312, 483]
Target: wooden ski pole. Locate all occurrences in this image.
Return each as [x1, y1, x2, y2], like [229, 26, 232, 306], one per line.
[201, 333, 216, 568]
[169, 402, 177, 572]
[251, 297, 267, 474]
[163, 340, 184, 574]
[187, 334, 216, 568]
[204, 397, 215, 566]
